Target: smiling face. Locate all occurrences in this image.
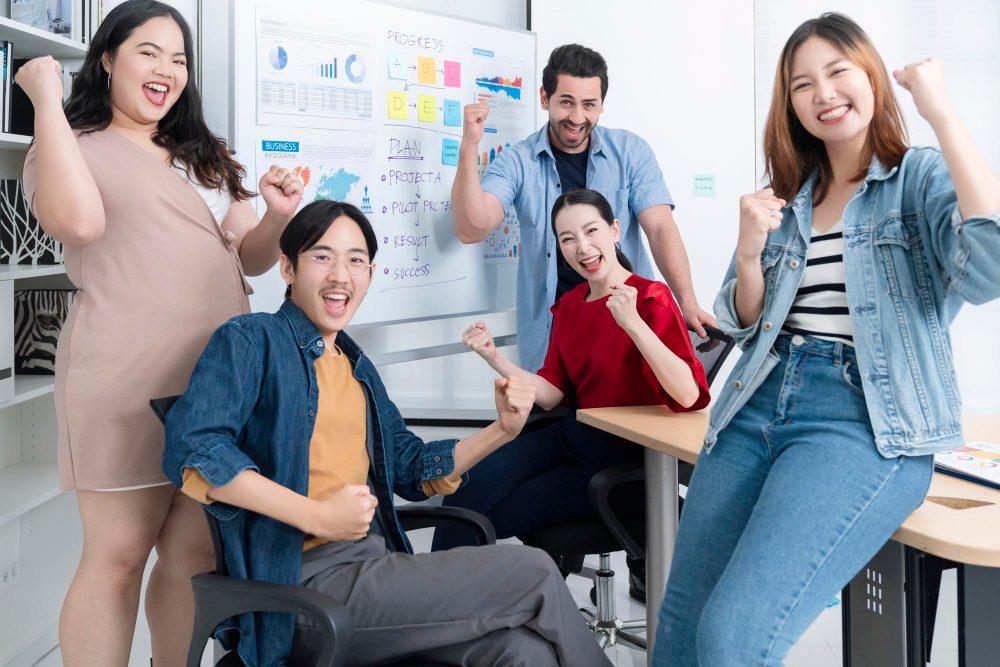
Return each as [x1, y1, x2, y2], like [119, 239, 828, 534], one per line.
[102, 15, 189, 129]
[540, 74, 604, 153]
[554, 203, 622, 282]
[280, 216, 374, 340]
[789, 36, 874, 152]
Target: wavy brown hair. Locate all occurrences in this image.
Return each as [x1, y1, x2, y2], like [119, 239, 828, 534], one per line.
[63, 0, 253, 201]
[762, 12, 908, 205]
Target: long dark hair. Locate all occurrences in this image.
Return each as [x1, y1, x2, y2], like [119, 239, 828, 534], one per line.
[763, 12, 908, 205]
[63, 0, 253, 201]
[280, 200, 379, 298]
[550, 188, 633, 272]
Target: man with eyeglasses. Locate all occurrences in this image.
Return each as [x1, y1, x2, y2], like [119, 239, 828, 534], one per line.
[162, 200, 613, 666]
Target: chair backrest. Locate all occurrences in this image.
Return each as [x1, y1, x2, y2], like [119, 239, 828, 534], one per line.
[150, 395, 227, 576]
[687, 325, 735, 389]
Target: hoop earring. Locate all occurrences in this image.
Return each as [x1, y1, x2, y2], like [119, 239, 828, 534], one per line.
[614, 241, 622, 252]
[106, 72, 111, 91]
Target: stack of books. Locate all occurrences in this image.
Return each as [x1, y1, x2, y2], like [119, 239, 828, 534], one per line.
[0, 43, 74, 136]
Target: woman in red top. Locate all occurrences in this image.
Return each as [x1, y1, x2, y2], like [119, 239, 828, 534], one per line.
[433, 189, 710, 570]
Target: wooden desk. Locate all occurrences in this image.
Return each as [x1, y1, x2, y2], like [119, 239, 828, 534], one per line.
[577, 407, 1000, 666]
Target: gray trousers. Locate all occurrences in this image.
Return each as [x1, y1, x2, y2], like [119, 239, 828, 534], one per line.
[294, 535, 611, 667]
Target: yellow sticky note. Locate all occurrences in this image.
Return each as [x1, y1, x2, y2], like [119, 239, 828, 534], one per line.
[387, 91, 408, 120]
[417, 95, 437, 123]
[417, 56, 436, 84]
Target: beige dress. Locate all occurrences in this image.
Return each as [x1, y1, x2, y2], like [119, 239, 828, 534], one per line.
[23, 129, 252, 490]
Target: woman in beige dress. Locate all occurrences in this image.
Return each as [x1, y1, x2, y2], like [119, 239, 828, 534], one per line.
[16, 1, 303, 664]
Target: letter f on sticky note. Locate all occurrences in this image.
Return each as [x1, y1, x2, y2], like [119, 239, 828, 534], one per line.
[418, 95, 436, 123]
[388, 91, 408, 120]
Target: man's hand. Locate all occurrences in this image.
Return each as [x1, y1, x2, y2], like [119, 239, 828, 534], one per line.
[462, 103, 490, 146]
[680, 303, 719, 339]
[308, 484, 377, 542]
[494, 376, 536, 438]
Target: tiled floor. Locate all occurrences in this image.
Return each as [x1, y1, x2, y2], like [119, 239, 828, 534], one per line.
[37, 525, 963, 667]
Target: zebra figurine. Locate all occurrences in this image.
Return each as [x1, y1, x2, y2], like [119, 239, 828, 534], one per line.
[14, 289, 76, 375]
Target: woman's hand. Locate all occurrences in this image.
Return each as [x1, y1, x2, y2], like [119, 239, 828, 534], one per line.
[607, 283, 641, 332]
[736, 188, 785, 263]
[894, 58, 954, 125]
[308, 484, 378, 542]
[462, 320, 497, 362]
[258, 165, 303, 221]
[14, 56, 64, 109]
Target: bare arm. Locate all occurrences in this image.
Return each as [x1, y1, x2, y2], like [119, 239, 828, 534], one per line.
[226, 166, 303, 276]
[462, 321, 565, 410]
[452, 103, 505, 243]
[204, 469, 377, 542]
[17, 57, 105, 246]
[637, 205, 717, 335]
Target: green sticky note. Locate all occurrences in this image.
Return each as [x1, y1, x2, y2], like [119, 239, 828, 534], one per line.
[693, 174, 716, 197]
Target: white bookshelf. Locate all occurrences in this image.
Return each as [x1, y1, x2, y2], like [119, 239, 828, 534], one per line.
[0, 460, 60, 525]
[0, 132, 32, 152]
[0, 264, 66, 280]
[0, 577, 68, 667]
[0, 16, 87, 59]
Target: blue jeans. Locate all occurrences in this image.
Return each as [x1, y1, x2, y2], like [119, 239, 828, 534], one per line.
[432, 412, 642, 550]
[653, 335, 933, 666]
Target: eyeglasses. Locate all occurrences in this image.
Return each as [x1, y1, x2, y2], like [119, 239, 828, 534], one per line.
[300, 252, 372, 276]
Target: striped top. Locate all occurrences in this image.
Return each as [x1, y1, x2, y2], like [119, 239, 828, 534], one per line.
[782, 220, 854, 345]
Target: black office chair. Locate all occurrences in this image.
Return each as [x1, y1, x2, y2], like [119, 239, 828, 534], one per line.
[517, 325, 736, 651]
[150, 396, 496, 667]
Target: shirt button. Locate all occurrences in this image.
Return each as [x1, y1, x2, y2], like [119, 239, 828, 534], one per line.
[435, 468, 444, 475]
[317, 340, 324, 348]
[733, 380, 743, 390]
[547, 252, 551, 257]
[433, 455, 441, 462]
[790, 259, 800, 269]
[763, 321, 773, 331]
[792, 335, 805, 346]
[308, 409, 316, 417]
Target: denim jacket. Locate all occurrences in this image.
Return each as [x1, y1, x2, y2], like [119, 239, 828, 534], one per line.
[162, 300, 463, 667]
[709, 147, 1000, 457]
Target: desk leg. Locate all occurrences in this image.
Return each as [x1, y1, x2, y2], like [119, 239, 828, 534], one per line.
[959, 564, 1000, 667]
[645, 448, 678, 666]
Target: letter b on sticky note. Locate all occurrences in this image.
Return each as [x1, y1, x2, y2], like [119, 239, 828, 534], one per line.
[388, 91, 408, 120]
[418, 56, 436, 84]
[418, 95, 437, 123]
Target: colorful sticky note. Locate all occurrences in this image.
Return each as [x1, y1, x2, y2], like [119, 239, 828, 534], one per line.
[443, 99, 461, 127]
[417, 56, 436, 84]
[387, 53, 407, 80]
[387, 91, 408, 120]
[444, 60, 461, 87]
[418, 95, 437, 123]
[442, 138, 460, 166]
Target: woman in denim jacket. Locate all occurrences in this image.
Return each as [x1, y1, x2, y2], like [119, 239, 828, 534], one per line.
[654, 13, 1000, 666]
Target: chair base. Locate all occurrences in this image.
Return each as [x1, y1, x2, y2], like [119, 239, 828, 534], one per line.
[580, 553, 647, 652]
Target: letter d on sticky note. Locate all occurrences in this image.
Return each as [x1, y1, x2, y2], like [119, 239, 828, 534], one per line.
[418, 95, 437, 123]
[442, 138, 459, 166]
[388, 91, 408, 120]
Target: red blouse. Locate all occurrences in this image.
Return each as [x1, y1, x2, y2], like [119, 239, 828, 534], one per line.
[536, 274, 710, 412]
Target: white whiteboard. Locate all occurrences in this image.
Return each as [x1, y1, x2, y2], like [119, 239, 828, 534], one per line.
[232, 0, 536, 324]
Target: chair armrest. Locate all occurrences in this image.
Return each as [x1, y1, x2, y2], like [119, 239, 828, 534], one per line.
[396, 505, 496, 545]
[587, 463, 646, 562]
[188, 573, 352, 667]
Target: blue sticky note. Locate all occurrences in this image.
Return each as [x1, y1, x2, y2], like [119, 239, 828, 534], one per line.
[442, 138, 460, 166]
[443, 99, 461, 127]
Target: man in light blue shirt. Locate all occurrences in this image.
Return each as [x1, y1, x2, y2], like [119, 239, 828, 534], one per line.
[451, 44, 715, 371]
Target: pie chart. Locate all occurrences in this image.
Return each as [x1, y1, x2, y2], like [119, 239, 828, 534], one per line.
[269, 45, 288, 70]
[345, 53, 366, 83]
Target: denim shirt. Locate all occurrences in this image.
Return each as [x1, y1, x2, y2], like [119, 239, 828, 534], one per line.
[709, 147, 1000, 457]
[481, 124, 673, 370]
[162, 300, 463, 667]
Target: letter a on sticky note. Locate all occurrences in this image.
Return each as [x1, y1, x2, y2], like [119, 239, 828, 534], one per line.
[418, 95, 436, 123]
[387, 53, 407, 80]
[418, 56, 436, 84]
[388, 91, 408, 120]
[444, 60, 461, 87]
[443, 99, 461, 126]
[442, 138, 460, 166]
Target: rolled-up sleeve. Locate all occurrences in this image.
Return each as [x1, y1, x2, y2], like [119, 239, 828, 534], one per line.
[163, 322, 263, 521]
[627, 135, 674, 214]
[480, 149, 522, 216]
[714, 254, 762, 349]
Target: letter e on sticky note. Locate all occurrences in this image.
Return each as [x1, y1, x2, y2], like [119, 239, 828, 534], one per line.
[418, 95, 437, 123]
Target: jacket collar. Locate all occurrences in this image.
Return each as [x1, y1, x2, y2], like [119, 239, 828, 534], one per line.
[277, 299, 364, 362]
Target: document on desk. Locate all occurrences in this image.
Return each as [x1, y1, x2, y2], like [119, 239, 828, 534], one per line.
[934, 442, 1000, 490]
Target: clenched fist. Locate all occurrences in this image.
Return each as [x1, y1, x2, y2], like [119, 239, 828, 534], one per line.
[462, 103, 490, 145]
[494, 376, 536, 438]
[736, 188, 786, 263]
